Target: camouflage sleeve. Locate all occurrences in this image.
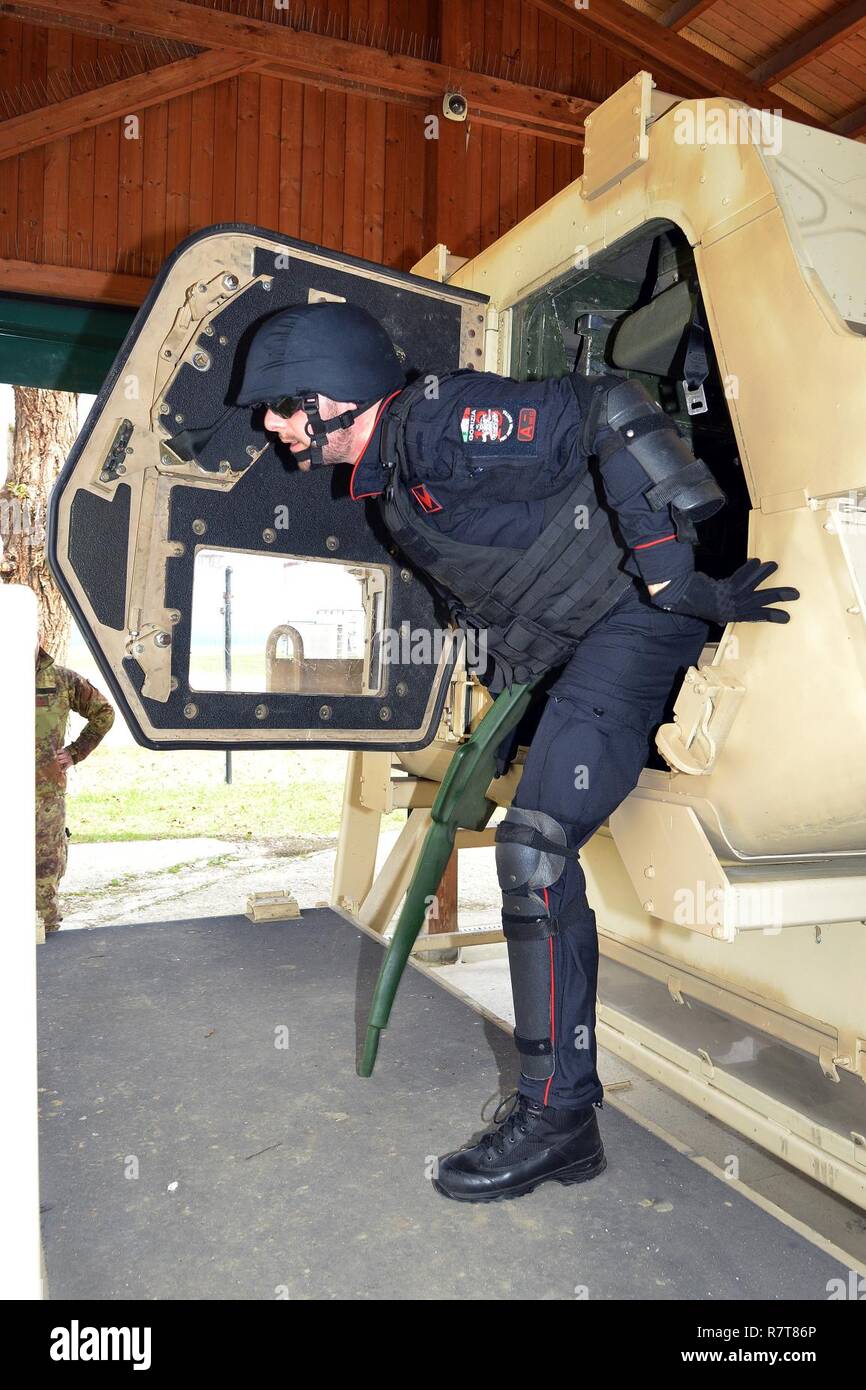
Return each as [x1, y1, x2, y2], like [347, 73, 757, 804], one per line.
[64, 671, 115, 763]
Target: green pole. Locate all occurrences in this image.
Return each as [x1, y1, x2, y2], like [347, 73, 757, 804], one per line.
[358, 677, 539, 1077]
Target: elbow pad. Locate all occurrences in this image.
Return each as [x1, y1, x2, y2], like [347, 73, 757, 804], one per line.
[586, 378, 726, 543]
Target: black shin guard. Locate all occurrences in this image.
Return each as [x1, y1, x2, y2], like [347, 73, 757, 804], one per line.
[495, 807, 570, 1082]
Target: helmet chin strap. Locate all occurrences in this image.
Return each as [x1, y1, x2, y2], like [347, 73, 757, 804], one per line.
[295, 391, 373, 469]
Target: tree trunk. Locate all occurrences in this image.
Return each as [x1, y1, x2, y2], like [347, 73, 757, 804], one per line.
[0, 388, 78, 663]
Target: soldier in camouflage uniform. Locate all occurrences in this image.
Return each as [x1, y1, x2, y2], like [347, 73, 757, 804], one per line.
[35, 646, 114, 933]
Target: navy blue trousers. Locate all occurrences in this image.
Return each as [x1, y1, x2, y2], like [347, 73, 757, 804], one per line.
[507, 582, 709, 1110]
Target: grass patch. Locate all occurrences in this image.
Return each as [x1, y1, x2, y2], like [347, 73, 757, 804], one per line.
[66, 745, 405, 843]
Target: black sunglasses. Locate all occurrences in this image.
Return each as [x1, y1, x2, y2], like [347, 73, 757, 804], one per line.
[261, 395, 311, 419]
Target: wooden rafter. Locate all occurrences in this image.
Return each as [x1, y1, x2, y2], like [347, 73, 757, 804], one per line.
[660, 0, 720, 32]
[832, 100, 866, 140]
[0, 257, 151, 305]
[525, 0, 827, 125]
[19, 0, 592, 143]
[750, 0, 866, 85]
[0, 50, 255, 160]
[0, 0, 177, 47]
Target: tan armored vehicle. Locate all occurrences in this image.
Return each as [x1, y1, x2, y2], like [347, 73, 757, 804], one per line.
[51, 73, 866, 1208]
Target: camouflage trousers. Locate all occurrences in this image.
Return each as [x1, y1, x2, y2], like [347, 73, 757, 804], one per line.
[36, 786, 68, 931]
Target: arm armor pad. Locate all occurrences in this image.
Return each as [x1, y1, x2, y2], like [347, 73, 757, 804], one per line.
[586, 377, 726, 544]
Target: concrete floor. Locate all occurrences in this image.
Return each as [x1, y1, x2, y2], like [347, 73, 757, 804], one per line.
[57, 832, 866, 1273]
[38, 908, 857, 1301]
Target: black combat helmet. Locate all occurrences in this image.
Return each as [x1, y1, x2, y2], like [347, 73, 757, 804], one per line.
[236, 302, 404, 466]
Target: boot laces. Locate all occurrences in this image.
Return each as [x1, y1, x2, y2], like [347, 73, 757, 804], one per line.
[481, 1092, 536, 1158]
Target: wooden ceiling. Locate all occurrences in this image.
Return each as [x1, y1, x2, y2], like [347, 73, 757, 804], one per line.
[529, 0, 866, 122]
[638, 0, 866, 133]
[0, 0, 864, 307]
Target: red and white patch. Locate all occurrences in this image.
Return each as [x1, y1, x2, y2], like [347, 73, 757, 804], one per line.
[517, 407, 537, 441]
[411, 483, 442, 514]
[460, 407, 514, 444]
[514, 405, 536, 439]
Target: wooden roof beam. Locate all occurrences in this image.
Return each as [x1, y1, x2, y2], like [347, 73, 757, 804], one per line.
[832, 100, 866, 140]
[660, 1, 720, 33]
[525, 0, 827, 125]
[0, 1, 172, 47]
[0, 256, 151, 305]
[750, 0, 866, 85]
[0, 50, 255, 160]
[36, 0, 592, 142]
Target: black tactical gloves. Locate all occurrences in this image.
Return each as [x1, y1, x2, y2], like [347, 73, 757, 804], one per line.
[650, 558, 800, 624]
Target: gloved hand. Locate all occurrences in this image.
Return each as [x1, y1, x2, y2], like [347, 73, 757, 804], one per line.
[650, 559, 800, 624]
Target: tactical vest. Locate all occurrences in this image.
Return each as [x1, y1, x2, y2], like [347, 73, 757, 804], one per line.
[378, 373, 632, 691]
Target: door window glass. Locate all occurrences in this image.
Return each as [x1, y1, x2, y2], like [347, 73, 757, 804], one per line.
[189, 548, 387, 696]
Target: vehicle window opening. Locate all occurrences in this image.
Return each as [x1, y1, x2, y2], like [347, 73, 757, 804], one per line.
[188, 548, 388, 697]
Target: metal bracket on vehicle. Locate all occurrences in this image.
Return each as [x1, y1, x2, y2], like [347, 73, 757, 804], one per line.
[819, 1046, 844, 1084]
[98, 418, 134, 484]
[697, 1048, 715, 1079]
[683, 380, 709, 415]
[152, 266, 260, 420]
[656, 666, 745, 776]
[581, 71, 653, 201]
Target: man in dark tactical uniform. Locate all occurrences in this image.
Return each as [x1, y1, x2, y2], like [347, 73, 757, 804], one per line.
[236, 302, 799, 1203]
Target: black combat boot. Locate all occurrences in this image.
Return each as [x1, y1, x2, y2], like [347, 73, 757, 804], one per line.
[432, 1092, 606, 1203]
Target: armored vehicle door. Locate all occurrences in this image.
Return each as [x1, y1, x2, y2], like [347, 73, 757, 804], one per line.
[49, 226, 489, 750]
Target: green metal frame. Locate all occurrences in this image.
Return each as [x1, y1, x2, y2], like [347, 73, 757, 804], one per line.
[359, 678, 539, 1076]
[0, 294, 133, 392]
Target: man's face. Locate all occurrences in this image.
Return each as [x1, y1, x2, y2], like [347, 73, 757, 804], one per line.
[263, 395, 358, 471]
